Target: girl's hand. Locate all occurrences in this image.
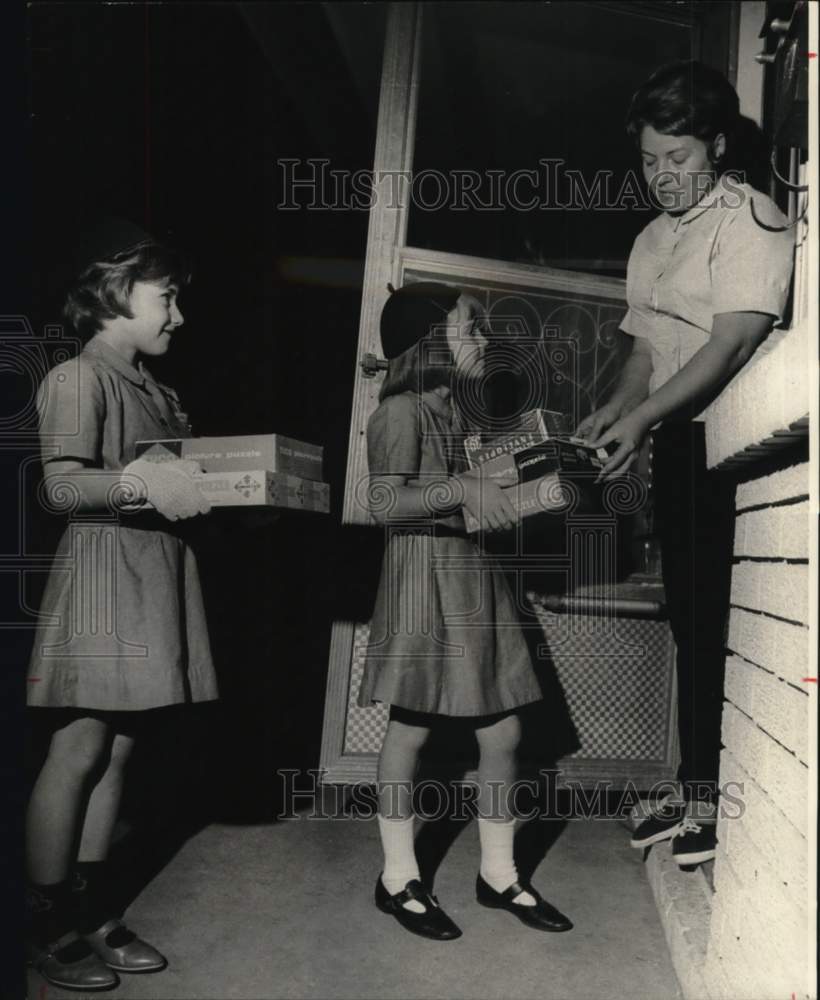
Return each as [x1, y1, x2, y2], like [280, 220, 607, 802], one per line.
[457, 468, 518, 532]
[574, 402, 621, 443]
[590, 411, 651, 480]
[120, 458, 212, 521]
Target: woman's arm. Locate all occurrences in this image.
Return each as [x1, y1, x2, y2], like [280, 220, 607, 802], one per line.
[602, 336, 655, 417]
[592, 311, 775, 476]
[575, 336, 653, 441]
[620, 312, 772, 429]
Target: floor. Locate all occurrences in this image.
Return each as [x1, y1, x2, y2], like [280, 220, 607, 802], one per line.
[28, 813, 682, 1000]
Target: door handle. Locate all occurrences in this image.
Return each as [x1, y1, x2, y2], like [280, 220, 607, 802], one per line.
[360, 353, 389, 378]
[529, 592, 667, 621]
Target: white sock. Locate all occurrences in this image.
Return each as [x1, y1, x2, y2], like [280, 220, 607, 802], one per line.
[478, 817, 536, 906]
[377, 815, 425, 913]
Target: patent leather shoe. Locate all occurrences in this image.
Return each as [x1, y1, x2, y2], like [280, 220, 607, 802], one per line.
[29, 930, 120, 991]
[375, 876, 462, 940]
[476, 873, 573, 932]
[84, 919, 167, 973]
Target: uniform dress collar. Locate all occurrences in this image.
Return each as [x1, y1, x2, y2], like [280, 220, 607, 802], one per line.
[84, 335, 163, 389]
[420, 389, 453, 418]
[420, 389, 475, 439]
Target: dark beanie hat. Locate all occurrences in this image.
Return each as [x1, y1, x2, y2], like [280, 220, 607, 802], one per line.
[71, 217, 155, 279]
[379, 281, 462, 360]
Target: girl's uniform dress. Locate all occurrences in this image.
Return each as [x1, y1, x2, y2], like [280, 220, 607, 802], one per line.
[358, 389, 542, 717]
[27, 335, 218, 712]
[621, 178, 793, 794]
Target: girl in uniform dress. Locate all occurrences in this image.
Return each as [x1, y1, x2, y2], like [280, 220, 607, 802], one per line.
[359, 282, 573, 940]
[26, 219, 217, 991]
[577, 62, 794, 868]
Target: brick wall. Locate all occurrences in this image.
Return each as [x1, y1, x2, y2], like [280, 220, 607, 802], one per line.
[702, 460, 812, 1000]
[647, 11, 816, 993]
[705, 322, 810, 469]
[697, 101, 815, 997]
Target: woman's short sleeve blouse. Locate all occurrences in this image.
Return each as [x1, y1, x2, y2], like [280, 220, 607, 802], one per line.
[620, 178, 794, 418]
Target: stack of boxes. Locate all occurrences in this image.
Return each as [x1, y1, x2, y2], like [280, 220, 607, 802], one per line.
[135, 434, 330, 513]
[461, 409, 610, 532]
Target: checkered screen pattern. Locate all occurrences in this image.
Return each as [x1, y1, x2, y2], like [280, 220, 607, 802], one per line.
[343, 614, 675, 761]
[344, 622, 389, 754]
[530, 610, 675, 760]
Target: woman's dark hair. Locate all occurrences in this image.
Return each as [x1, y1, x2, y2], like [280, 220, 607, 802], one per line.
[63, 241, 192, 341]
[626, 60, 742, 173]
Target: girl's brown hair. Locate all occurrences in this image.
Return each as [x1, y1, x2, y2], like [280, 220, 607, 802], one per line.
[378, 327, 456, 403]
[64, 241, 192, 341]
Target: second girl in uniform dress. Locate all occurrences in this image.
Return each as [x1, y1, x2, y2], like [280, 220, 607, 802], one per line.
[359, 281, 573, 940]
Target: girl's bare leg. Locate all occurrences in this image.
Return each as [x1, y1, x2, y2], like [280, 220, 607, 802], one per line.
[70, 731, 136, 933]
[475, 712, 521, 822]
[77, 732, 135, 863]
[377, 718, 429, 819]
[26, 716, 112, 885]
[26, 715, 113, 948]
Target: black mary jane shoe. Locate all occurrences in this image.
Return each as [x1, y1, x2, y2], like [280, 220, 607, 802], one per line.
[29, 931, 120, 991]
[475, 874, 573, 932]
[83, 918, 167, 973]
[375, 876, 462, 941]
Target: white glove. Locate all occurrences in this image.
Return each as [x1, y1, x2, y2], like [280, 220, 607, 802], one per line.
[120, 458, 211, 521]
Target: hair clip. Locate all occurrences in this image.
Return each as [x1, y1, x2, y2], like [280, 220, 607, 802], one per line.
[386, 282, 396, 294]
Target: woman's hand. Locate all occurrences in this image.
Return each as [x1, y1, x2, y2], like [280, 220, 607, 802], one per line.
[590, 410, 652, 480]
[574, 402, 622, 444]
[457, 468, 518, 532]
[575, 339, 654, 442]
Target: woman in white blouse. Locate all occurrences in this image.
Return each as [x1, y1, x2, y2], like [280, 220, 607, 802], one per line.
[577, 61, 794, 867]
